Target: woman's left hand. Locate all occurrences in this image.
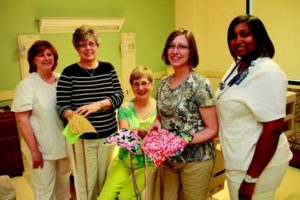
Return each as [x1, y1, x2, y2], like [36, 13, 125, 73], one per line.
[238, 181, 255, 200]
[129, 128, 147, 138]
[75, 102, 101, 116]
[137, 129, 147, 138]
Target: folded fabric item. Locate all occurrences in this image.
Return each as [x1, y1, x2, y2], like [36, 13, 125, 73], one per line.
[104, 128, 143, 154]
[63, 113, 97, 144]
[142, 128, 192, 166]
[63, 124, 81, 144]
[69, 113, 97, 134]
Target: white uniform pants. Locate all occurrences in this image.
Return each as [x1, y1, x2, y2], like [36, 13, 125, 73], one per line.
[27, 156, 71, 200]
[226, 162, 289, 200]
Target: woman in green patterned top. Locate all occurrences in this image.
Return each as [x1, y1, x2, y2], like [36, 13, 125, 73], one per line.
[149, 29, 219, 200]
[98, 66, 156, 200]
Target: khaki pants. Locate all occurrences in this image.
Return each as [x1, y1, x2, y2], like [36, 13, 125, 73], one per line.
[68, 138, 115, 200]
[157, 159, 213, 200]
[0, 175, 16, 200]
[226, 162, 289, 200]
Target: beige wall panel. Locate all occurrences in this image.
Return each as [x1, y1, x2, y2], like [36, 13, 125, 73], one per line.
[253, 0, 300, 80]
[175, 0, 244, 76]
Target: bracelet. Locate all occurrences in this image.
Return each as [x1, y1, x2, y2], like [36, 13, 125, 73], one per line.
[98, 101, 104, 111]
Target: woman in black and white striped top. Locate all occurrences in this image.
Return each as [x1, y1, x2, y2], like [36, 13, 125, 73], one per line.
[56, 25, 124, 200]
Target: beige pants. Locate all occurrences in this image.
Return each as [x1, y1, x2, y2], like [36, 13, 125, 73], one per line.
[26, 156, 71, 200]
[226, 162, 289, 200]
[0, 175, 16, 200]
[156, 159, 214, 200]
[68, 138, 115, 200]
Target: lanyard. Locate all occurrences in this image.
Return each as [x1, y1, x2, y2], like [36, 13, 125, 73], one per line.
[218, 59, 256, 99]
[219, 59, 242, 90]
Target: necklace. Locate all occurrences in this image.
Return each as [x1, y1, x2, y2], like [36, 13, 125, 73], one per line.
[78, 61, 98, 77]
[83, 68, 96, 76]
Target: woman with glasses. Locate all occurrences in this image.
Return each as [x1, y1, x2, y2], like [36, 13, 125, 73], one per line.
[216, 15, 292, 200]
[98, 66, 156, 200]
[149, 29, 218, 200]
[56, 25, 124, 200]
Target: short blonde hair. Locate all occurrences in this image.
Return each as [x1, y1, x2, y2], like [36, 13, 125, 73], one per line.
[129, 66, 153, 85]
[72, 25, 100, 49]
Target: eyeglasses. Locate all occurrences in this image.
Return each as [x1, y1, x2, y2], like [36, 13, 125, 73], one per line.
[78, 42, 98, 49]
[168, 44, 190, 51]
[132, 81, 151, 88]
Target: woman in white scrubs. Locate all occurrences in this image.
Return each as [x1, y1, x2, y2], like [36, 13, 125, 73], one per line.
[216, 15, 292, 200]
[11, 40, 71, 200]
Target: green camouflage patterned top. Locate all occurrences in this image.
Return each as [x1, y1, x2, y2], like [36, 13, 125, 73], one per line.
[156, 72, 216, 163]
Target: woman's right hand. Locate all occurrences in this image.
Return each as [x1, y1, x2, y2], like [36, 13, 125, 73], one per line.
[31, 149, 44, 169]
[148, 119, 161, 132]
[64, 109, 74, 121]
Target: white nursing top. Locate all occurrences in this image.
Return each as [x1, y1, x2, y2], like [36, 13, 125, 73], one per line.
[11, 72, 68, 160]
[216, 57, 292, 170]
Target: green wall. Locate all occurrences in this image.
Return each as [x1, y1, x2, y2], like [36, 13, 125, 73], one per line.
[0, 0, 175, 106]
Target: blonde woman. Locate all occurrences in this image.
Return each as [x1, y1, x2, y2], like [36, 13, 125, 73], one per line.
[56, 26, 124, 200]
[98, 66, 156, 200]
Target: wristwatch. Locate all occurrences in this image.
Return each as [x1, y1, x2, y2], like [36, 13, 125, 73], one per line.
[244, 175, 258, 183]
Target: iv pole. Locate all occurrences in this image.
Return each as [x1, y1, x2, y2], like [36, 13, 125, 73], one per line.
[246, 0, 253, 15]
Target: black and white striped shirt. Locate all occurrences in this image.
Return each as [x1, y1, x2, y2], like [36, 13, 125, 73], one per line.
[56, 61, 124, 138]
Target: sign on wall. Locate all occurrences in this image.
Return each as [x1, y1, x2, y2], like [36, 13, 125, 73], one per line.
[17, 35, 41, 79]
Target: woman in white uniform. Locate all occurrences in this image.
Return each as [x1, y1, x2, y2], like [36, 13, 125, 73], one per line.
[11, 40, 71, 200]
[216, 15, 292, 200]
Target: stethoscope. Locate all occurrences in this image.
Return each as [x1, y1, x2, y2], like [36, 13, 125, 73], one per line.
[217, 59, 256, 99]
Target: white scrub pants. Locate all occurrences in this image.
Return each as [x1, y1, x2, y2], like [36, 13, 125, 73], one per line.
[68, 138, 115, 200]
[27, 156, 71, 200]
[226, 162, 289, 200]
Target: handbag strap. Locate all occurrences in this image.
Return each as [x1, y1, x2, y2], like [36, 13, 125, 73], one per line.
[130, 152, 142, 200]
[142, 152, 149, 200]
[81, 139, 89, 200]
[160, 164, 164, 200]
